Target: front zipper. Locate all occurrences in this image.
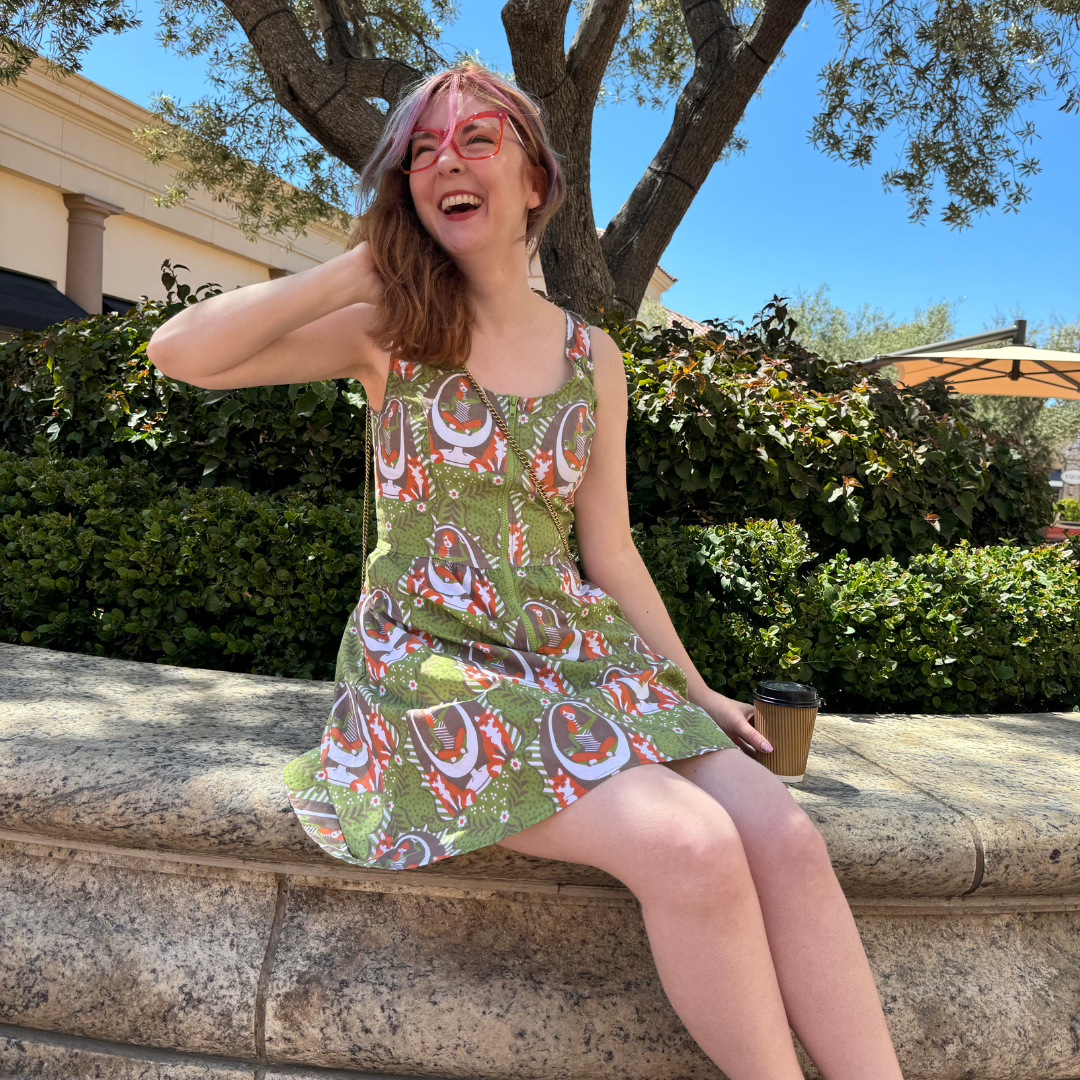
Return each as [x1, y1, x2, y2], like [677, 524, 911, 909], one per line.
[498, 410, 540, 653]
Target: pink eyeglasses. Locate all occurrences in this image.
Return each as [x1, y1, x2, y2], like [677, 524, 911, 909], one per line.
[401, 110, 524, 174]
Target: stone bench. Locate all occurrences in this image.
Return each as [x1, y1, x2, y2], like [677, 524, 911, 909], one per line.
[0, 642, 1078, 1080]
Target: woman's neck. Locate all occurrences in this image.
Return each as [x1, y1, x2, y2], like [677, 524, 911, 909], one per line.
[456, 243, 547, 340]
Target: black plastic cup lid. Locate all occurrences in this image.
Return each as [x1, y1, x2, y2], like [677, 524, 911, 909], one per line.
[753, 680, 821, 707]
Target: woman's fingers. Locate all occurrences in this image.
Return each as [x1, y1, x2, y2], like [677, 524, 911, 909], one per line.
[730, 717, 772, 755]
[701, 693, 770, 757]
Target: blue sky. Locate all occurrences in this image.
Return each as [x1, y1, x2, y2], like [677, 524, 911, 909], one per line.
[79, 0, 1079, 334]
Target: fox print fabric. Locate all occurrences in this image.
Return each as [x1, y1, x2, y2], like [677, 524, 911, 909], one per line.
[283, 310, 734, 869]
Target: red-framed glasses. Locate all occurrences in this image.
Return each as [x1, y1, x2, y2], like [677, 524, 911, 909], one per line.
[401, 110, 518, 174]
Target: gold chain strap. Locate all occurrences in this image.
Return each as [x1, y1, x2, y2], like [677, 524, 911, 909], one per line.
[462, 364, 574, 563]
[361, 403, 371, 593]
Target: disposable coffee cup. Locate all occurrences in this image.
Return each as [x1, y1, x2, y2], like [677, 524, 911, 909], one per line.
[752, 680, 822, 784]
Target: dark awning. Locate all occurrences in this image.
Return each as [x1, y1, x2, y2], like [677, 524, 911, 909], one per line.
[103, 295, 135, 316]
[0, 267, 87, 332]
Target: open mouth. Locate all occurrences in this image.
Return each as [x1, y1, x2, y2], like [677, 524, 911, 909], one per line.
[440, 193, 484, 216]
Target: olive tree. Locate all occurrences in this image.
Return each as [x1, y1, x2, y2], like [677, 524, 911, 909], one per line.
[4, 0, 1078, 313]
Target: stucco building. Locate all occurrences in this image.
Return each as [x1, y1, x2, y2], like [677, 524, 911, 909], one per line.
[0, 62, 347, 339]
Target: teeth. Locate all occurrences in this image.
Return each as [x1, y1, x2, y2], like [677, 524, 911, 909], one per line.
[440, 193, 483, 212]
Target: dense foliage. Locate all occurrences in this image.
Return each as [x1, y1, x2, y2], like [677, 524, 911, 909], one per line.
[0, 451, 364, 679]
[2, 280, 1070, 709]
[0, 265, 368, 494]
[1, 285, 1055, 563]
[640, 518, 1080, 713]
[3, 451, 1076, 710]
[605, 302, 1055, 562]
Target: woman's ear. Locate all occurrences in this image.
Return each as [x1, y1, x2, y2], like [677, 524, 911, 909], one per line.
[525, 163, 547, 212]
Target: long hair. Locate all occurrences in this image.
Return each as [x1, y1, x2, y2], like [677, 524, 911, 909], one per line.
[350, 62, 565, 369]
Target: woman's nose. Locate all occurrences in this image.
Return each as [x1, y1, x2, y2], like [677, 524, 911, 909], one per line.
[435, 146, 462, 173]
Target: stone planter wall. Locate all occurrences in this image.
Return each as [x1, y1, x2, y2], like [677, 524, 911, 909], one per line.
[1, 644, 1078, 1080]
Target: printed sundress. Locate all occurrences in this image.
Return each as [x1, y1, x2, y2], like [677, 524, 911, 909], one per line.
[282, 310, 736, 869]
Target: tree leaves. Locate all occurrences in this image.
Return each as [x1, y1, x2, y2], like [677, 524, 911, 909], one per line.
[609, 298, 1056, 563]
[0, 0, 141, 84]
[811, 0, 1080, 228]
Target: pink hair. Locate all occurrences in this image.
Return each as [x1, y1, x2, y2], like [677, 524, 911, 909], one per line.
[357, 61, 564, 256]
[348, 61, 567, 369]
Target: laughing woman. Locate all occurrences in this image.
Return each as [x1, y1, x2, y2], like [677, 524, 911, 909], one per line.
[148, 62, 904, 1080]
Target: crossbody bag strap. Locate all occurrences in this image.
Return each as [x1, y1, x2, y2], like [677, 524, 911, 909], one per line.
[361, 402, 372, 593]
[462, 364, 574, 563]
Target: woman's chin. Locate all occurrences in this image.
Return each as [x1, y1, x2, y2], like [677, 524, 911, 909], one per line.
[431, 224, 499, 261]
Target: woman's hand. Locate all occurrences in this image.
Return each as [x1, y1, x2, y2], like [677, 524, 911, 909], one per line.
[347, 241, 385, 307]
[697, 691, 772, 757]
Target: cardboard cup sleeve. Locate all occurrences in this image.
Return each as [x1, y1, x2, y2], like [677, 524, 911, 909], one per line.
[752, 697, 819, 784]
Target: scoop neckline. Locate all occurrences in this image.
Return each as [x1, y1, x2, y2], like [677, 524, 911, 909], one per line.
[469, 308, 585, 404]
[475, 360, 580, 405]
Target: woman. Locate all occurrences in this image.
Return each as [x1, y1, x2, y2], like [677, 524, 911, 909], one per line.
[149, 62, 903, 1080]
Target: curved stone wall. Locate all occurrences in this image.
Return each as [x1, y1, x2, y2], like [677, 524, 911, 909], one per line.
[1, 644, 1078, 1079]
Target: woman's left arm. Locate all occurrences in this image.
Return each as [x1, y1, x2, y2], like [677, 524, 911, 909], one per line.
[572, 327, 771, 758]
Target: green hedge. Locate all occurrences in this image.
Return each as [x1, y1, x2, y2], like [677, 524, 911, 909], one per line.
[642, 518, 1080, 712]
[4, 451, 1077, 710]
[0, 272, 1054, 562]
[604, 302, 1054, 562]
[0, 450, 366, 679]
[0, 264, 368, 495]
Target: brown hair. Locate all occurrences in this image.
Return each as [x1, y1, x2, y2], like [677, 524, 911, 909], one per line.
[349, 62, 565, 368]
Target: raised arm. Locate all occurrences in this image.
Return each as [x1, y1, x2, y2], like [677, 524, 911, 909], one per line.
[573, 328, 770, 757]
[146, 243, 386, 391]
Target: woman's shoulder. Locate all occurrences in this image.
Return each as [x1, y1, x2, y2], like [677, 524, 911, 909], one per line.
[581, 322, 628, 406]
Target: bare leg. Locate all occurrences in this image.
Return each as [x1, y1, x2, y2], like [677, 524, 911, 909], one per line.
[666, 749, 904, 1080]
[497, 759, 805, 1080]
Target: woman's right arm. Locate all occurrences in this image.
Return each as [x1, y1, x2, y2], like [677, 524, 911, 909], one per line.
[146, 243, 385, 390]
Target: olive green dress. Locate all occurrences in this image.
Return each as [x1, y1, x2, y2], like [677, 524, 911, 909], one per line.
[282, 310, 735, 869]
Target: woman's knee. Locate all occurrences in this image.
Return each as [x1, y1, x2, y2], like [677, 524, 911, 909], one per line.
[497, 762, 759, 905]
[679, 748, 834, 884]
[753, 802, 834, 885]
[616, 801, 752, 907]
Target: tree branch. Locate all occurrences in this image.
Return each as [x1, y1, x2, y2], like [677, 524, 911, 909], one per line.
[503, 0, 624, 311]
[565, 0, 632, 106]
[500, 0, 572, 96]
[311, 0, 359, 64]
[601, 0, 810, 311]
[223, 0, 419, 171]
[681, 0, 738, 58]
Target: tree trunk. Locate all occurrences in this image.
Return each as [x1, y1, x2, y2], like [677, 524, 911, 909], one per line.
[221, 0, 419, 171]
[600, 0, 812, 313]
[505, 0, 811, 317]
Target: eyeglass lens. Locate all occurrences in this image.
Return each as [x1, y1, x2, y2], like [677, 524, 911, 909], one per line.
[406, 114, 503, 171]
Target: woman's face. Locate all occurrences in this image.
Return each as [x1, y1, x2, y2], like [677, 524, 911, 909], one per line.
[407, 91, 543, 263]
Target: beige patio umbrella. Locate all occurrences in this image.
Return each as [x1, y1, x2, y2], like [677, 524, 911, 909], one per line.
[856, 320, 1080, 400]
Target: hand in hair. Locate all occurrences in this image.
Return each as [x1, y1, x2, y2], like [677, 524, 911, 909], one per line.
[349, 241, 385, 307]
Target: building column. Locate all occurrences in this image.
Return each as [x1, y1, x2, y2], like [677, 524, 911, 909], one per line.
[63, 193, 124, 315]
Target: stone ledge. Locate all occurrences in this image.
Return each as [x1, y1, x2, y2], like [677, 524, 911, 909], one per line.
[3, 644, 1080, 1080]
[3, 831, 1079, 1080]
[2, 645, 1078, 897]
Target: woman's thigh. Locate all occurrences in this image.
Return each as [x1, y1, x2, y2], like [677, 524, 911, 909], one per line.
[495, 760, 748, 899]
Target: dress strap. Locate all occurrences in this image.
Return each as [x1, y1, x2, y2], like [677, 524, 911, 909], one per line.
[562, 308, 594, 375]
